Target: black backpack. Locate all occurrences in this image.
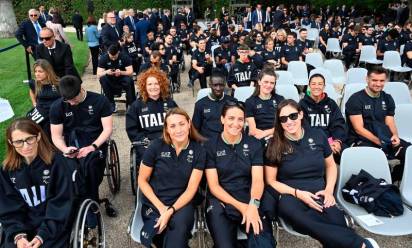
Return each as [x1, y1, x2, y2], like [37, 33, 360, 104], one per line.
[342, 169, 404, 217]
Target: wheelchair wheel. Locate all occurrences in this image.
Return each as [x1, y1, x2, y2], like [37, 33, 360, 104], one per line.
[106, 140, 121, 195]
[129, 146, 137, 195]
[72, 199, 105, 248]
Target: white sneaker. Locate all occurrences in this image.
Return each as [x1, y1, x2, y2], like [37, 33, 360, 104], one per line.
[364, 238, 379, 248]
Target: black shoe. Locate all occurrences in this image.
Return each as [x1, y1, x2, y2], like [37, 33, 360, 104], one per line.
[187, 79, 194, 88]
[105, 202, 117, 217]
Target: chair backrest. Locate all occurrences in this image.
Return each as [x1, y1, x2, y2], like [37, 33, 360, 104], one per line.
[326, 38, 341, 52]
[130, 188, 144, 243]
[400, 44, 405, 55]
[308, 68, 341, 102]
[287, 61, 308, 85]
[276, 70, 294, 85]
[234, 86, 255, 103]
[384, 82, 412, 105]
[307, 28, 319, 41]
[211, 44, 220, 67]
[400, 146, 412, 198]
[276, 84, 300, 102]
[305, 52, 323, 68]
[341, 83, 365, 115]
[196, 88, 211, 102]
[337, 147, 392, 195]
[394, 104, 412, 142]
[359, 45, 377, 62]
[324, 59, 346, 84]
[346, 67, 368, 85]
[383, 51, 402, 68]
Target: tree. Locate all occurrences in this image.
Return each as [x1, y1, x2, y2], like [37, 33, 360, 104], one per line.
[409, 0, 412, 22]
[0, 0, 18, 38]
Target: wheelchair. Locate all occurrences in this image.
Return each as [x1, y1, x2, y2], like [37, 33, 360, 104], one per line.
[129, 139, 150, 195]
[105, 139, 121, 195]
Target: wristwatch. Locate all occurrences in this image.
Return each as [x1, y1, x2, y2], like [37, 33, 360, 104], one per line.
[92, 143, 98, 150]
[249, 198, 261, 208]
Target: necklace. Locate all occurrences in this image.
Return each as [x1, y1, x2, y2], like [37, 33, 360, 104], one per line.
[285, 128, 304, 141]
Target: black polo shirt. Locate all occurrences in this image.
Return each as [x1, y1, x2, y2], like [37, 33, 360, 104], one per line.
[98, 52, 132, 71]
[261, 49, 280, 62]
[341, 33, 359, 52]
[192, 49, 211, 67]
[280, 44, 302, 62]
[28, 80, 60, 117]
[245, 94, 285, 130]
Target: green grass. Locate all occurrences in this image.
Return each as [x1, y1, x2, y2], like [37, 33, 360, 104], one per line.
[0, 33, 89, 159]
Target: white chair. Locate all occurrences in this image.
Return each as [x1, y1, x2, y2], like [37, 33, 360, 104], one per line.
[278, 217, 309, 238]
[276, 84, 300, 102]
[384, 82, 412, 105]
[234, 86, 255, 102]
[394, 104, 412, 143]
[129, 188, 144, 243]
[276, 70, 294, 85]
[305, 52, 324, 68]
[307, 28, 319, 42]
[308, 68, 342, 102]
[341, 83, 365, 115]
[196, 88, 211, 102]
[383, 51, 412, 73]
[359, 45, 383, 65]
[337, 147, 412, 236]
[400, 146, 412, 206]
[346, 68, 368, 85]
[326, 38, 342, 53]
[287, 61, 309, 85]
[324, 59, 346, 85]
[400, 44, 405, 56]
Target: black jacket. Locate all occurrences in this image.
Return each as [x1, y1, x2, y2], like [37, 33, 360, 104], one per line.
[15, 19, 45, 49]
[72, 13, 84, 28]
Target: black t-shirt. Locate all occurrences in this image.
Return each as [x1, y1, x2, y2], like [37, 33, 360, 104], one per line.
[245, 94, 285, 130]
[319, 30, 331, 45]
[192, 49, 211, 67]
[164, 44, 178, 64]
[403, 41, 412, 68]
[377, 39, 399, 59]
[296, 39, 314, 51]
[274, 41, 285, 53]
[49, 91, 112, 146]
[266, 127, 332, 192]
[253, 42, 264, 53]
[122, 42, 142, 60]
[206, 134, 263, 201]
[261, 49, 280, 62]
[142, 139, 206, 205]
[214, 46, 232, 64]
[359, 34, 376, 46]
[280, 44, 302, 62]
[341, 33, 359, 52]
[28, 80, 60, 117]
[227, 60, 258, 87]
[98, 52, 132, 71]
[345, 89, 395, 144]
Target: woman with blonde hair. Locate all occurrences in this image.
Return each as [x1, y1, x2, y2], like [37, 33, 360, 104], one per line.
[27, 59, 60, 137]
[138, 107, 205, 247]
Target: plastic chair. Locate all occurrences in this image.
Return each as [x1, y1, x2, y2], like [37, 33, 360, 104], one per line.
[305, 52, 324, 68]
[308, 68, 342, 102]
[324, 59, 346, 85]
[234, 86, 255, 103]
[383, 51, 412, 73]
[341, 83, 365, 115]
[346, 68, 368, 85]
[400, 146, 412, 206]
[326, 38, 342, 53]
[278, 218, 309, 238]
[307, 28, 319, 42]
[287, 61, 309, 85]
[196, 88, 211, 102]
[359, 45, 383, 65]
[384, 82, 412, 105]
[394, 104, 412, 143]
[276, 84, 300, 102]
[276, 70, 294, 85]
[400, 44, 405, 56]
[129, 187, 144, 243]
[337, 147, 412, 236]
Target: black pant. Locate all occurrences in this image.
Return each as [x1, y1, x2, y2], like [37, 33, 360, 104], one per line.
[89, 46, 99, 75]
[99, 75, 136, 104]
[190, 65, 211, 89]
[75, 27, 83, 41]
[343, 50, 357, 69]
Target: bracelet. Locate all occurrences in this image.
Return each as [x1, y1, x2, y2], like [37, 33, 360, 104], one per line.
[168, 205, 176, 214]
[294, 188, 298, 198]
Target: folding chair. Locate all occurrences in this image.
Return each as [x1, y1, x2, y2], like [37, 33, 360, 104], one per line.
[276, 84, 300, 102]
[384, 82, 412, 105]
[394, 104, 412, 143]
[196, 88, 211, 102]
[234, 86, 255, 103]
[359, 45, 383, 65]
[287, 61, 309, 85]
[346, 68, 368, 85]
[337, 147, 412, 236]
[276, 70, 294, 85]
[324, 59, 346, 85]
[400, 146, 412, 206]
[305, 52, 324, 69]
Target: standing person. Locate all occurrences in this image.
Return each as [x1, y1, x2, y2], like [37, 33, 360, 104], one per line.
[15, 9, 45, 60]
[252, 4, 264, 28]
[27, 59, 60, 138]
[101, 11, 122, 51]
[36, 27, 80, 79]
[0, 118, 75, 248]
[264, 99, 379, 248]
[204, 101, 277, 248]
[87, 0, 95, 15]
[38, 5, 49, 25]
[46, 13, 70, 45]
[137, 108, 205, 248]
[245, 68, 284, 141]
[72, 10, 84, 41]
[85, 16, 100, 75]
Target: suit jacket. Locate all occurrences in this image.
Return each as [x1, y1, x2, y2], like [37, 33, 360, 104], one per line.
[15, 19, 44, 49]
[35, 40, 80, 79]
[311, 21, 323, 30]
[135, 19, 150, 50]
[72, 13, 84, 28]
[264, 11, 272, 25]
[162, 15, 171, 33]
[187, 11, 195, 26]
[39, 12, 49, 26]
[252, 10, 263, 27]
[173, 13, 186, 26]
[101, 24, 121, 50]
[272, 10, 284, 29]
[124, 16, 137, 32]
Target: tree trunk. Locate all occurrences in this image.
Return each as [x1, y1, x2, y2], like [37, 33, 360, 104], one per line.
[0, 0, 18, 38]
[409, 0, 412, 22]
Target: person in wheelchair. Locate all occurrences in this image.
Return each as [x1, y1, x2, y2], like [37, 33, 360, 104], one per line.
[189, 38, 213, 89]
[139, 51, 170, 74]
[164, 33, 181, 91]
[49, 75, 117, 217]
[121, 32, 143, 75]
[126, 67, 178, 177]
[137, 107, 206, 248]
[0, 118, 75, 248]
[204, 101, 276, 248]
[97, 44, 136, 113]
[263, 99, 378, 248]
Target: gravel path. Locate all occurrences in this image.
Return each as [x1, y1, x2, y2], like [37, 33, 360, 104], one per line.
[80, 55, 412, 248]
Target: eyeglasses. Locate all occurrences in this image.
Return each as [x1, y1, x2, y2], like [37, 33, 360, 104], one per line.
[279, 112, 299, 123]
[40, 36, 53, 41]
[225, 100, 245, 109]
[9, 135, 38, 148]
[30, 14, 38, 17]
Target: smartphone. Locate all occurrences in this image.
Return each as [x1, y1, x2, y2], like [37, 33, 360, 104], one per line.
[65, 149, 78, 155]
[111, 68, 116, 72]
[314, 196, 325, 207]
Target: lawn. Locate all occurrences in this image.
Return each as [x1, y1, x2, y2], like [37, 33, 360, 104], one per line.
[0, 32, 89, 158]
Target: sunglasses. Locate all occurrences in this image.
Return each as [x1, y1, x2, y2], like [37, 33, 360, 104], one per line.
[225, 100, 245, 109]
[279, 112, 299, 123]
[30, 14, 38, 17]
[40, 36, 53, 41]
[9, 135, 38, 148]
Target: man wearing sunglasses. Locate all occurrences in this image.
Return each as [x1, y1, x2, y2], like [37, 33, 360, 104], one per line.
[35, 27, 80, 79]
[15, 9, 45, 60]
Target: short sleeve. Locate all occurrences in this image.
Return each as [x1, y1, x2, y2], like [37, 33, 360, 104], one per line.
[193, 144, 206, 170]
[122, 54, 132, 67]
[318, 130, 333, 158]
[49, 100, 64, 125]
[98, 55, 107, 68]
[250, 138, 263, 166]
[99, 96, 112, 118]
[244, 97, 255, 118]
[205, 141, 216, 169]
[385, 93, 396, 116]
[345, 92, 363, 116]
[28, 79, 35, 92]
[141, 140, 160, 167]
